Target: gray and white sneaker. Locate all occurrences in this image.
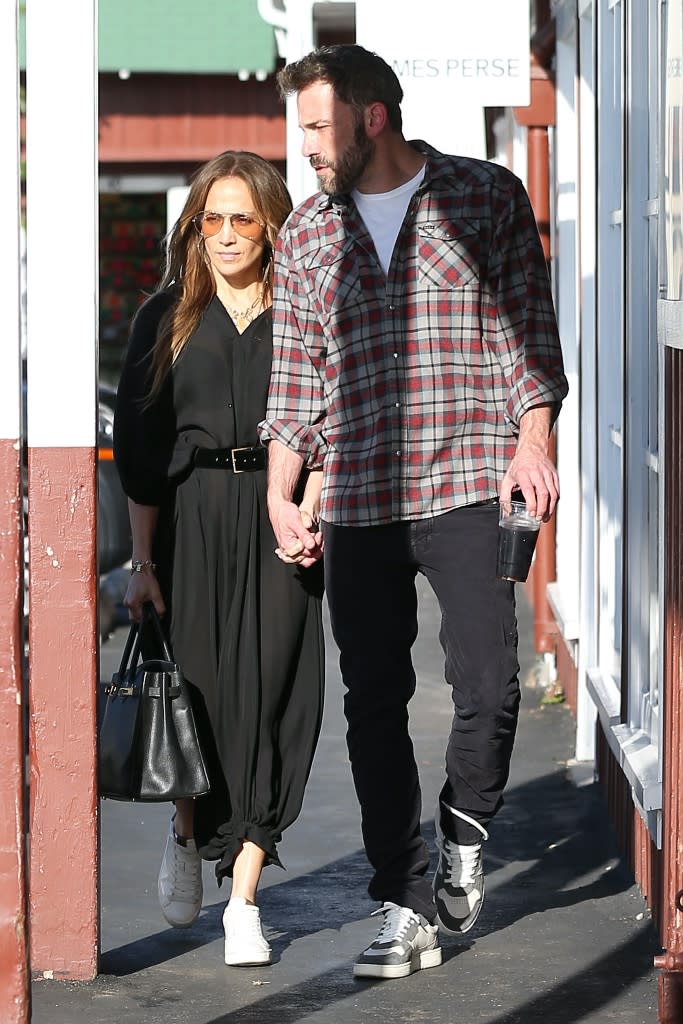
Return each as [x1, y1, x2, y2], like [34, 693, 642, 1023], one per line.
[157, 820, 203, 928]
[354, 902, 442, 979]
[433, 803, 488, 934]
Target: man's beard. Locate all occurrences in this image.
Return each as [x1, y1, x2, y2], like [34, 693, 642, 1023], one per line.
[314, 120, 375, 195]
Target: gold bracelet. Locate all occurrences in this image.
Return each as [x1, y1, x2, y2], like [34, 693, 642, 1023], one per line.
[131, 559, 156, 574]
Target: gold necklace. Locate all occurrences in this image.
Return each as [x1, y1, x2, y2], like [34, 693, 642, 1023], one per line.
[225, 292, 263, 327]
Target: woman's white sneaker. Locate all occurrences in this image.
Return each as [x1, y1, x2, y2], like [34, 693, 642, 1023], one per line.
[223, 898, 272, 966]
[157, 820, 203, 928]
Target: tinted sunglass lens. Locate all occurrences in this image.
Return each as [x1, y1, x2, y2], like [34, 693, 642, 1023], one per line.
[230, 214, 260, 237]
[200, 213, 223, 236]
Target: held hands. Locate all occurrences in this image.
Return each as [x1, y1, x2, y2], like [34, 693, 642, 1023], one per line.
[123, 567, 166, 622]
[272, 500, 324, 567]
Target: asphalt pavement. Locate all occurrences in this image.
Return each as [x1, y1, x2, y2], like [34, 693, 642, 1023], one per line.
[31, 579, 660, 1024]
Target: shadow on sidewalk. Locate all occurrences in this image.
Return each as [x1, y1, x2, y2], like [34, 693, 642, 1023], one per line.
[189, 923, 655, 1024]
[462, 770, 640, 940]
[482, 928, 657, 1024]
[101, 749, 652, 1009]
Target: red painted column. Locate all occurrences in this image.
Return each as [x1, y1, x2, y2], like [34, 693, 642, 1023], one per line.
[27, 450, 99, 979]
[0, 453, 29, 1012]
[654, 350, 683, 1020]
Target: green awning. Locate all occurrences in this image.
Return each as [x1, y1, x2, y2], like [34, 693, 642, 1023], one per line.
[20, 0, 277, 75]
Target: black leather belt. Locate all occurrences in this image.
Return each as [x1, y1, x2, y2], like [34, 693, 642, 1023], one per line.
[194, 445, 266, 473]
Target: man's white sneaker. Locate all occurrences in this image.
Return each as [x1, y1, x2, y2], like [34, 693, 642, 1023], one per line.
[353, 902, 442, 979]
[157, 821, 203, 928]
[433, 803, 488, 934]
[223, 898, 272, 967]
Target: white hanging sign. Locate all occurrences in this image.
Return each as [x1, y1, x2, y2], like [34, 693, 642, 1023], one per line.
[356, 0, 531, 109]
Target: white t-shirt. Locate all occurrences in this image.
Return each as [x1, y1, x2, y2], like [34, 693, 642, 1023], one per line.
[352, 164, 426, 276]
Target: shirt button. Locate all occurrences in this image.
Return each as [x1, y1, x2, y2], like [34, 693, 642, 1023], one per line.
[394, 402, 400, 407]
[393, 352, 399, 359]
[395, 450, 401, 456]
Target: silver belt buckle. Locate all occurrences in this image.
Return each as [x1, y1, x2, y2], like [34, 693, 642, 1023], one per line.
[230, 446, 250, 473]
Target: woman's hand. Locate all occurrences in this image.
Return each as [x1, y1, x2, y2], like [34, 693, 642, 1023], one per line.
[275, 504, 323, 566]
[124, 568, 166, 622]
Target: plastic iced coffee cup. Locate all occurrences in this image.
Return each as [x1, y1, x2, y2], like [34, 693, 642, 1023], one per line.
[496, 497, 542, 583]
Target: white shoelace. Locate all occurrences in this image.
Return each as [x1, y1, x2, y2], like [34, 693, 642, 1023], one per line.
[170, 848, 202, 902]
[436, 836, 481, 887]
[371, 902, 420, 943]
[225, 903, 269, 947]
[243, 911, 266, 942]
[436, 803, 488, 887]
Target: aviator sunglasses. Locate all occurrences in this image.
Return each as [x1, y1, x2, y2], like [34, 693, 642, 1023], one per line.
[192, 210, 265, 240]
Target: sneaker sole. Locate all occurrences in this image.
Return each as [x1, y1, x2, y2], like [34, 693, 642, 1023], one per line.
[159, 898, 201, 929]
[161, 913, 200, 928]
[353, 946, 442, 979]
[225, 951, 272, 967]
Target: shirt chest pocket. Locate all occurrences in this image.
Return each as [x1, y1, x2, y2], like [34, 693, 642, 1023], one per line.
[301, 242, 363, 317]
[418, 220, 481, 289]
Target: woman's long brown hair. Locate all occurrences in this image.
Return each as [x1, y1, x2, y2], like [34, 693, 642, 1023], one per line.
[147, 150, 292, 399]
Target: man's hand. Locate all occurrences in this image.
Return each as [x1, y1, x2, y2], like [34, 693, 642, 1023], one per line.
[500, 405, 559, 521]
[266, 441, 324, 567]
[271, 500, 323, 567]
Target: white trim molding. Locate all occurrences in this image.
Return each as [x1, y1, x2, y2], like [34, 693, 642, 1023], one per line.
[547, 582, 580, 641]
[586, 667, 662, 843]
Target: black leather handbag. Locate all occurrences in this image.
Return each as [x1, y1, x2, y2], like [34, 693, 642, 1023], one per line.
[98, 603, 210, 802]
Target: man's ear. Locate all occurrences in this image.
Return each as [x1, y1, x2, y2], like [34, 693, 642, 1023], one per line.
[364, 101, 388, 138]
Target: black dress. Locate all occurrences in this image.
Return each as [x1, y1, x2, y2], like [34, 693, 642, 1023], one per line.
[114, 289, 324, 881]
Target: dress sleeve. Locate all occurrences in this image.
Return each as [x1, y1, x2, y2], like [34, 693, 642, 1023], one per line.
[113, 291, 178, 505]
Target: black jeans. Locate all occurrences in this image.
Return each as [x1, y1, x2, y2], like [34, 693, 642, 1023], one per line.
[322, 504, 520, 922]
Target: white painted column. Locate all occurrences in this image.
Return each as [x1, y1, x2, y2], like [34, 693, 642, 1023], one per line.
[552, 26, 581, 640]
[576, 2, 599, 762]
[283, 0, 317, 206]
[25, 0, 100, 979]
[25, 3, 98, 448]
[0, 3, 23, 445]
[257, 0, 317, 205]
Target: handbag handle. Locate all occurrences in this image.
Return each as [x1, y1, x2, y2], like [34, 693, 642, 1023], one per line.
[114, 616, 143, 681]
[141, 602, 174, 663]
[113, 602, 174, 682]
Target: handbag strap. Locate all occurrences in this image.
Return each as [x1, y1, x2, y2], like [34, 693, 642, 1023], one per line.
[141, 602, 174, 662]
[114, 617, 142, 682]
[112, 602, 172, 682]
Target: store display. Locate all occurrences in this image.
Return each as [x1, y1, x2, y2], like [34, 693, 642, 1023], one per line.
[99, 193, 166, 383]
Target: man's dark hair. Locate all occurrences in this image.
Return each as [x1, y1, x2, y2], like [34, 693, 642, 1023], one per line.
[277, 44, 403, 132]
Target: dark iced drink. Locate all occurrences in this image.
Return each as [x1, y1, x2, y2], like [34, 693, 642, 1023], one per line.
[496, 511, 541, 582]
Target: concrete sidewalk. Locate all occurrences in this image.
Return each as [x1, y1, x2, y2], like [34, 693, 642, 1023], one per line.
[32, 581, 660, 1023]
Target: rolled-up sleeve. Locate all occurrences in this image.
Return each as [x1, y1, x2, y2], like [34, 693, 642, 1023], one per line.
[258, 234, 329, 467]
[489, 174, 568, 430]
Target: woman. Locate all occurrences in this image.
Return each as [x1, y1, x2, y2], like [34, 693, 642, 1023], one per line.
[113, 151, 324, 968]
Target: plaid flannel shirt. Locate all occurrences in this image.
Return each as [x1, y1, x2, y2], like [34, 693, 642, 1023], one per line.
[259, 142, 568, 526]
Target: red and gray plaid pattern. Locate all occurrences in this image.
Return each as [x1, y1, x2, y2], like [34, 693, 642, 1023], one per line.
[259, 142, 568, 526]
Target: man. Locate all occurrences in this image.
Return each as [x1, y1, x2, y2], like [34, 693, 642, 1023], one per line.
[258, 44, 568, 980]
